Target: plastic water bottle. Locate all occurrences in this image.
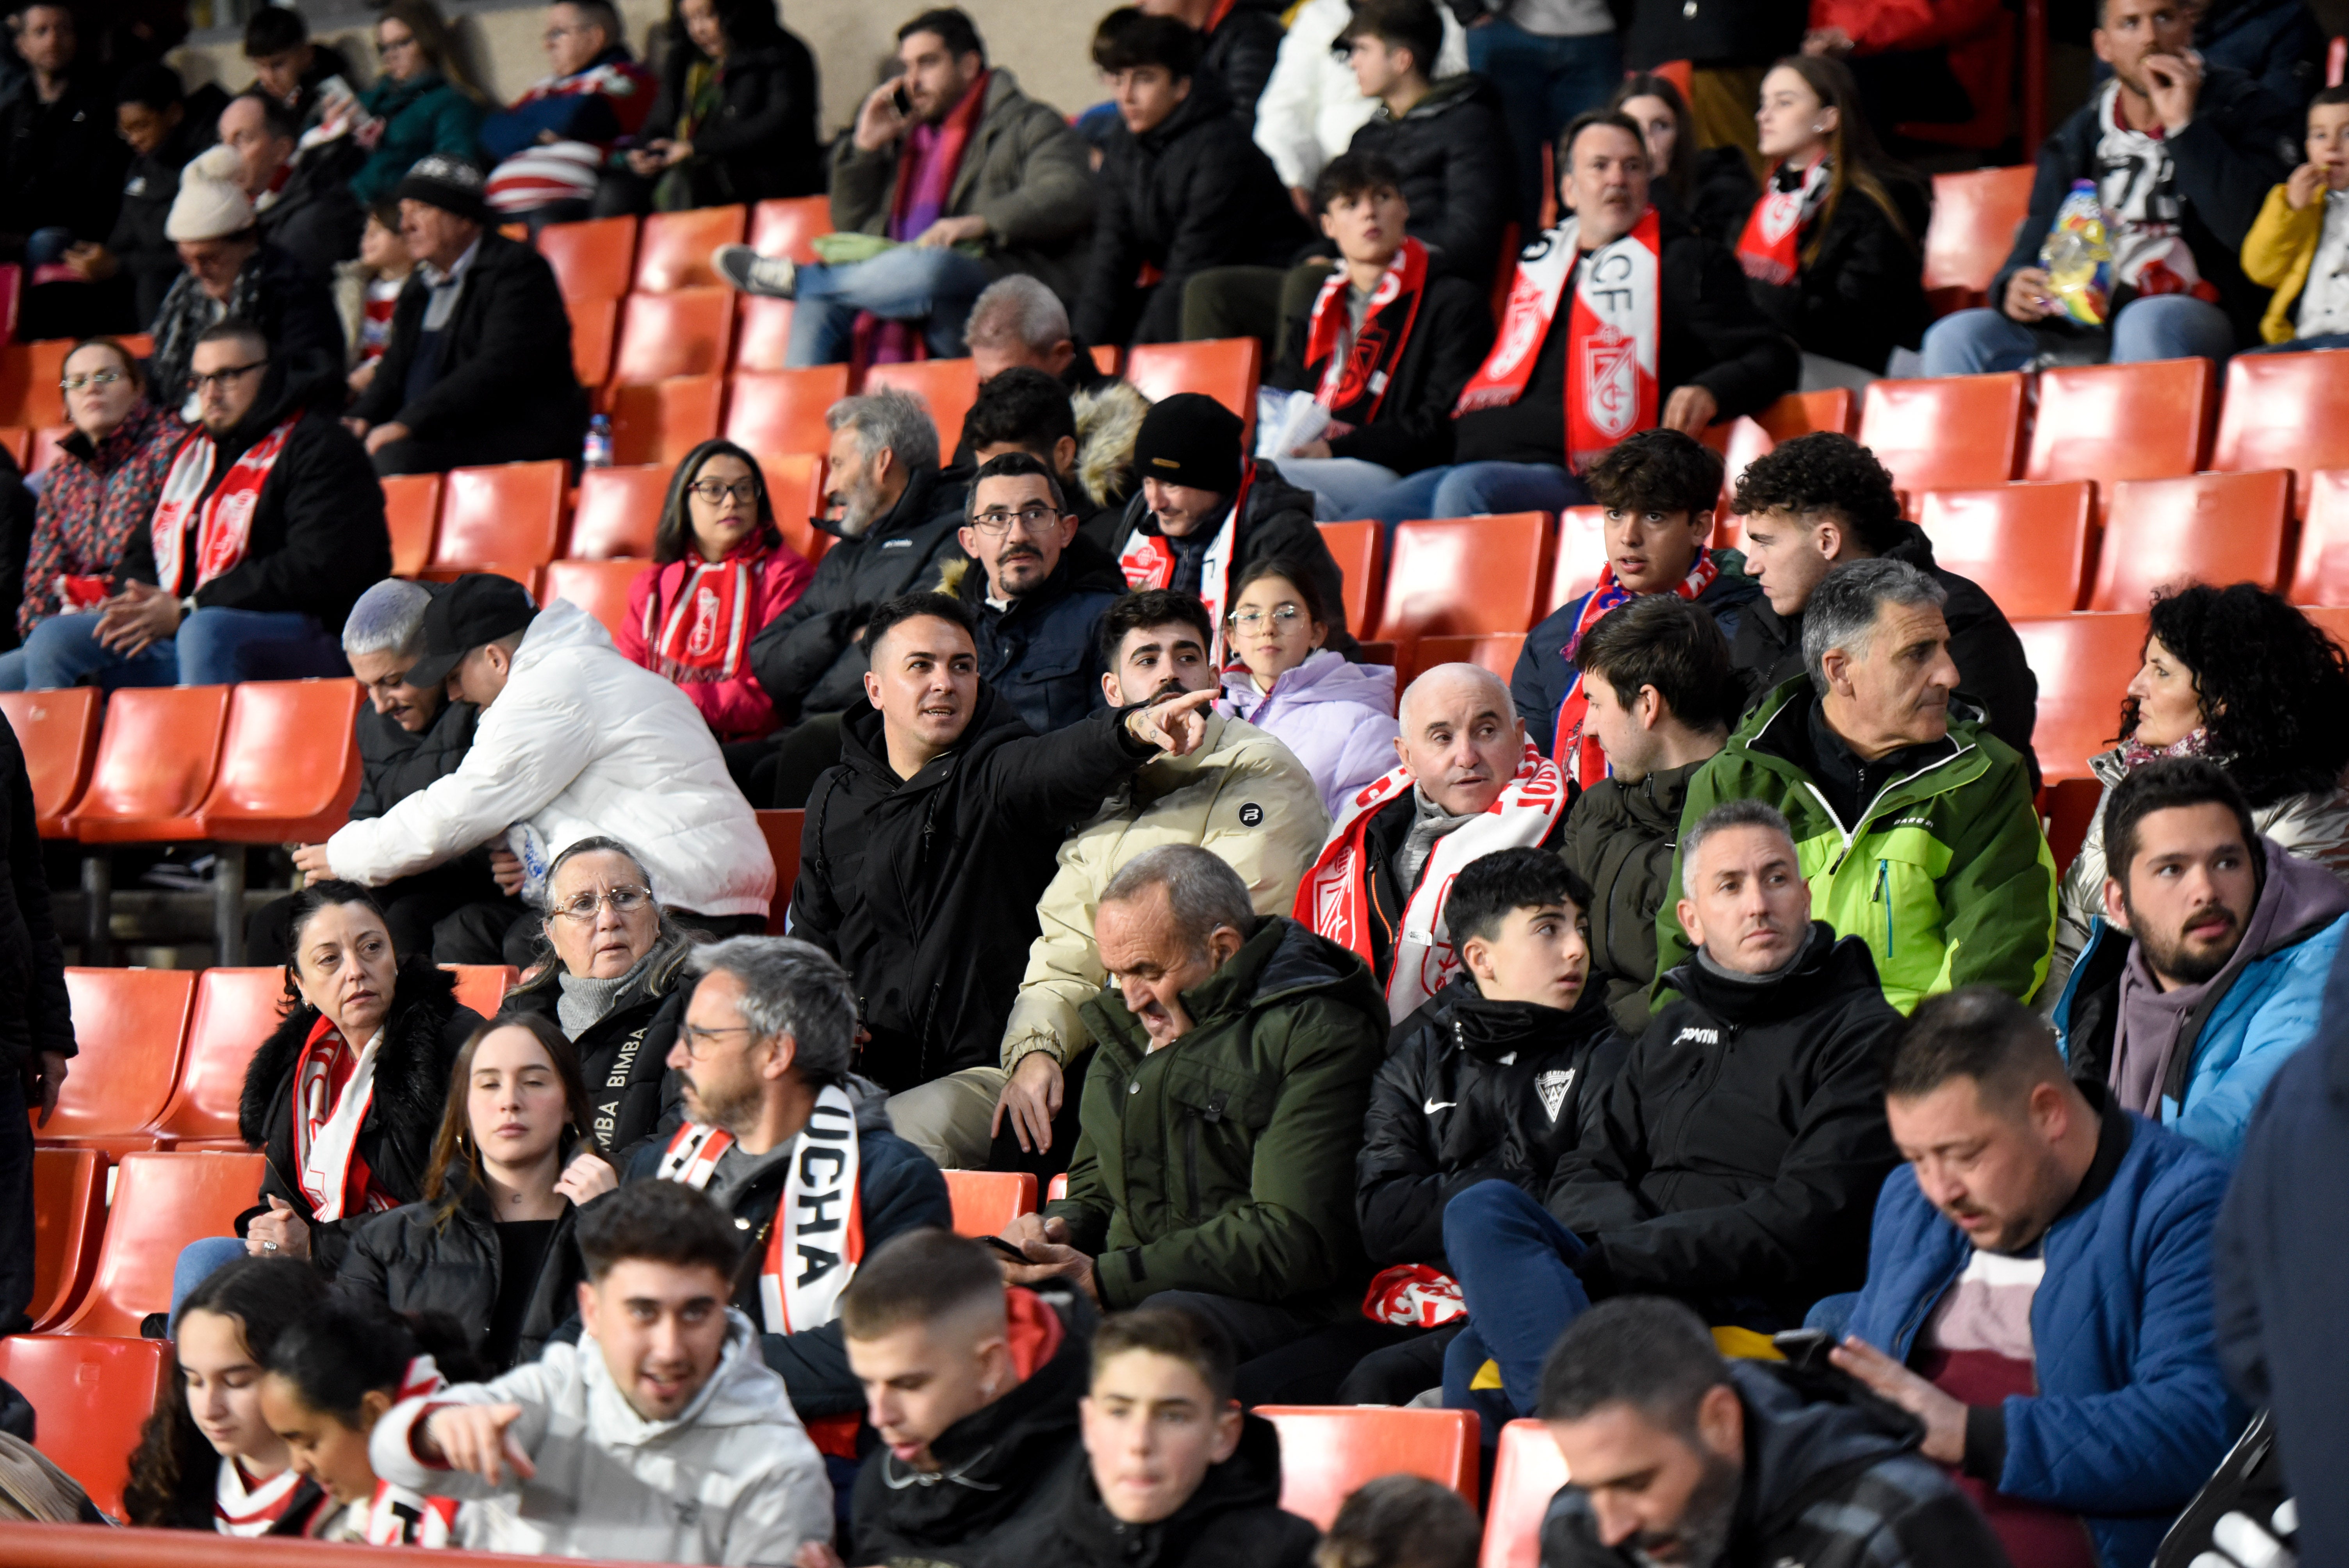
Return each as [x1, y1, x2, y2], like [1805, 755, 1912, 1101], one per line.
[582, 413, 613, 469]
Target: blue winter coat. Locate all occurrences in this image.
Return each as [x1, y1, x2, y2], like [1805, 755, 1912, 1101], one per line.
[1844, 1097, 2240, 1568]
[950, 534, 1126, 738]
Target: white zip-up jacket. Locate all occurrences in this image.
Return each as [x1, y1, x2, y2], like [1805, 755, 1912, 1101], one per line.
[324, 599, 773, 918]
[1252, 0, 1468, 192]
[370, 1310, 830, 1564]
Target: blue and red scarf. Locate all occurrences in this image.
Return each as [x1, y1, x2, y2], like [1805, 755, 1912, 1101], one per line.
[1550, 548, 1721, 788]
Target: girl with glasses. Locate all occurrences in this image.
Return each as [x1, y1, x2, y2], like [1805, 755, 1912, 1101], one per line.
[1217, 557, 1397, 816]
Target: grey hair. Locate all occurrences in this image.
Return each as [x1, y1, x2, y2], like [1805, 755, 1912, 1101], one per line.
[965, 275, 1071, 354]
[515, 835, 698, 996]
[827, 387, 940, 476]
[342, 578, 432, 660]
[1099, 844, 1255, 955]
[1679, 798, 1795, 900]
[1800, 557, 1947, 696]
[685, 936, 857, 1087]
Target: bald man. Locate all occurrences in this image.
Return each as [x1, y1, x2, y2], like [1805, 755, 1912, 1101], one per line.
[1295, 663, 1572, 1021]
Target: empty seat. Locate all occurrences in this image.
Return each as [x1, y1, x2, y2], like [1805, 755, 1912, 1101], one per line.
[444, 965, 518, 1018]
[612, 288, 738, 384]
[39, 969, 194, 1154]
[2292, 468, 2349, 605]
[1545, 505, 1608, 613]
[542, 558, 646, 639]
[196, 679, 366, 843]
[633, 205, 747, 293]
[2212, 348, 2349, 514]
[61, 685, 231, 842]
[381, 471, 442, 577]
[732, 296, 797, 374]
[432, 460, 569, 572]
[1480, 1420, 1570, 1568]
[570, 295, 618, 388]
[1922, 164, 2035, 312]
[2026, 358, 2214, 485]
[727, 366, 850, 457]
[863, 359, 979, 452]
[27, 1148, 104, 1329]
[25, 424, 66, 475]
[2087, 470, 2291, 611]
[765, 453, 829, 563]
[0, 339, 70, 428]
[536, 214, 639, 302]
[0, 688, 98, 835]
[568, 463, 672, 559]
[1381, 514, 1552, 652]
[1915, 481, 2093, 618]
[55, 1151, 265, 1336]
[1857, 373, 2026, 496]
[748, 196, 830, 265]
[943, 1170, 1037, 1237]
[1315, 519, 1385, 639]
[609, 375, 724, 467]
[1402, 632, 1522, 688]
[2305, 604, 2349, 645]
[1254, 1407, 1476, 1529]
[1125, 339, 1262, 430]
[2013, 613, 2147, 782]
[149, 968, 282, 1149]
[0, 1333, 170, 1515]
[755, 809, 802, 934]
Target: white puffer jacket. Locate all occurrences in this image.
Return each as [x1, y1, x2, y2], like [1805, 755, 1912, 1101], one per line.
[1252, 0, 1469, 191]
[325, 600, 773, 918]
[371, 1310, 831, 1565]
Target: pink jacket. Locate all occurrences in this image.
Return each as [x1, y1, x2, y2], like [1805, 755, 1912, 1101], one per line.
[614, 540, 814, 740]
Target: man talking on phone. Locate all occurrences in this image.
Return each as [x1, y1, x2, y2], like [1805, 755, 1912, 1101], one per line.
[1921, 0, 2297, 375]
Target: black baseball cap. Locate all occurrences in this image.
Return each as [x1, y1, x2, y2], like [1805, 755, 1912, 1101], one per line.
[404, 573, 537, 689]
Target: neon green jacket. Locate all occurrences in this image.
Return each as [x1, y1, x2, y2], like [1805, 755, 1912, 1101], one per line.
[1655, 678, 2057, 1013]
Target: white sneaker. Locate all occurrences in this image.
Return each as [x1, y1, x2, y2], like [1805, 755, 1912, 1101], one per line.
[713, 243, 797, 298]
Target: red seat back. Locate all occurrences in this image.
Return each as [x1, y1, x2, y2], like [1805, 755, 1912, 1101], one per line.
[537, 215, 639, 303]
[433, 461, 568, 572]
[632, 205, 746, 293]
[443, 965, 517, 1018]
[613, 288, 737, 384]
[1546, 505, 1608, 613]
[763, 453, 829, 563]
[1914, 481, 2092, 618]
[732, 296, 797, 374]
[0, 688, 99, 836]
[381, 471, 442, 577]
[1254, 1406, 1477, 1530]
[0, 340, 69, 427]
[0, 1334, 171, 1515]
[570, 295, 618, 388]
[863, 359, 979, 453]
[567, 463, 672, 559]
[2013, 613, 2147, 783]
[1922, 165, 2035, 309]
[27, 1149, 104, 1330]
[2292, 468, 2349, 606]
[2026, 358, 2214, 485]
[1400, 633, 1522, 688]
[748, 196, 831, 265]
[1480, 1420, 1570, 1568]
[726, 367, 849, 458]
[58, 1150, 265, 1337]
[756, 809, 802, 933]
[542, 559, 646, 639]
[609, 376, 724, 467]
[1381, 514, 1552, 649]
[2212, 348, 2349, 515]
[943, 1170, 1037, 1237]
[1315, 520, 1386, 640]
[1858, 373, 2026, 496]
[151, 968, 283, 1146]
[61, 686, 231, 843]
[2088, 470, 2291, 611]
[1125, 338, 1262, 429]
[43, 969, 194, 1147]
[196, 680, 365, 843]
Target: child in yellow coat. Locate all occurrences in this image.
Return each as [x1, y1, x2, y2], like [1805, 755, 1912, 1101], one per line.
[2241, 86, 2349, 349]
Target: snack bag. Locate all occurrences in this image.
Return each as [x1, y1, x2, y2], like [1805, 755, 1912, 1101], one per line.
[2039, 179, 2113, 327]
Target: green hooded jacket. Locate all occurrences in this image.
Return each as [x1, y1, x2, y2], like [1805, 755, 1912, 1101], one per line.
[1046, 916, 1386, 1322]
[1654, 677, 2057, 1013]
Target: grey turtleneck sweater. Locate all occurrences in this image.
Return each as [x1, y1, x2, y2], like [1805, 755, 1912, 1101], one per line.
[555, 948, 662, 1039]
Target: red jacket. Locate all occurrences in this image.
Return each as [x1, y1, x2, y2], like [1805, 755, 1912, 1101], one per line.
[1810, 0, 2007, 130]
[615, 540, 814, 741]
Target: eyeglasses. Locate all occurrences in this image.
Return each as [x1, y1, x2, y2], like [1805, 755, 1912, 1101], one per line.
[543, 21, 592, 41]
[677, 1023, 754, 1059]
[967, 504, 1064, 536]
[688, 479, 761, 506]
[551, 884, 654, 923]
[185, 360, 267, 393]
[1229, 604, 1306, 631]
[60, 368, 126, 393]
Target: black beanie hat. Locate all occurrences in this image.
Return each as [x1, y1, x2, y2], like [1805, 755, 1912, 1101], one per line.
[1133, 392, 1244, 494]
[396, 154, 491, 225]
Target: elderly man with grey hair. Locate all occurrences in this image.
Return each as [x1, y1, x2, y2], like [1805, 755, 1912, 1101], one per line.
[605, 934, 952, 1421]
[1658, 555, 2058, 1015]
[998, 843, 1388, 1402]
[965, 274, 1117, 394]
[246, 577, 509, 964]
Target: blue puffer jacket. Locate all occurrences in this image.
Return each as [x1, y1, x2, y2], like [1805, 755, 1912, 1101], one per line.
[948, 533, 1127, 737]
[1843, 1095, 2240, 1568]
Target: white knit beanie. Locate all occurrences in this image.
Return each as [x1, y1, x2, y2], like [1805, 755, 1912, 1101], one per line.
[165, 145, 259, 243]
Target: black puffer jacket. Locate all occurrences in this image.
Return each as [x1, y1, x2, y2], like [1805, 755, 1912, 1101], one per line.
[107, 116, 210, 328]
[1745, 171, 1931, 372]
[1344, 73, 1515, 287]
[332, 1172, 587, 1372]
[255, 158, 365, 282]
[749, 464, 969, 721]
[1075, 71, 1310, 348]
[1558, 757, 1707, 1038]
[352, 696, 477, 820]
[1548, 923, 1901, 1328]
[638, 30, 824, 202]
[500, 973, 684, 1160]
[0, 716, 71, 1075]
[236, 957, 483, 1276]
[1359, 976, 1624, 1271]
[948, 531, 1126, 736]
[1625, 0, 1806, 69]
[1656, 145, 1761, 246]
[1268, 271, 1492, 476]
[788, 688, 1163, 1092]
[1201, 0, 1288, 120]
[1730, 521, 2039, 782]
[977, 1411, 1318, 1568]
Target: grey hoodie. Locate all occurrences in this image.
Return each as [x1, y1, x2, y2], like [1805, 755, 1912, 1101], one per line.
[371, 1308, 831, 1564]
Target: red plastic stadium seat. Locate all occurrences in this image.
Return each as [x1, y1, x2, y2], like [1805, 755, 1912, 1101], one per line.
[381, 472, 442, 577]
[196, 680, 365, 843]
[2025, 358, 2214, 485]
[863, 359, 979, 452]
[1046, 1172, 1068, 1201]
[764, 453, 829, 564]
[570, 296, 618, 388]
[537, 215, 639, 303]
[1915, 481, 2092, 618]
[2087, 470, 2291, 611]
[1315, 520, 1385, 640]
[0, 688, 99, 836]
[443, 965, 517, 1018]
[1545, 505, 1607, 613]
[25, 424, 66, 475]
[2212, 349, 2349, 514]
[732, 296, 797, 374]
[944, 1170, 1037, 1237]
[0, 1333, 170, 1515]
[2013, 613, 2146, 783]
[2306, 604, 2349, 644]
[149, 968, 282, 1149]
[1125, 338, 1262, 428]
[2292, 469, 2349, 605]
[0, 340, 69, 428]
[0, 425, 26, 467]
[1481, 1420, 1571, 1568]
[55, 1150, 264, 1338]
[38, 968, 194, 1155]
[612, 288, 737, 384]
[434, 461, 567, 572]
[748, 196, 830, 265]
[727, 367, 849, 457]
[1922, 165, 2035, 314]
[756, 809, 802, 934]
[1403, 633, 1522, 688]
[61, 685, 231, 842]
[633, 205, 746, 293]
[609, 376, 724, 467]
[1382, 514, 1552, 656]
[27, 1149, 104, 1330]
[567, 463, 671, 559]
[1254, 1407, 1477, 1529]
[1857, 373, 2026, 496]
[542, 559, 645, 639]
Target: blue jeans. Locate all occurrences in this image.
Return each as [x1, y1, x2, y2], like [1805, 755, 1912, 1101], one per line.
[784, 246, 997, 367]
[1274, 455, 1404, 520]
[1440, 1181, 1593, 1433]
[1362, 461, 1592, 530]
[2244, 332, 2349, 354]
[1918, 294, 2236, 376]
[171, 1237, 251, 1320]
[0, 606, 344, 691]
[1468, 19, 1621, 231]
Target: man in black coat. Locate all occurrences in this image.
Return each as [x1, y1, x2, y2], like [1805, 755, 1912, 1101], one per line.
[0, 4, 128, 271]
[1338, 0, 1513, 288]
[345, 156, 587, 476]
[959, 365, 1117, 532]
[947, 452, 1126, 735]
[1438, 800, 1900, 1429]
[0, 711, 71, 1334]
[227, 93, 364, 280]
[1727, 433, 2039, 780]
[71, 62, 212, 330]
[786, 592, 1216, 1145]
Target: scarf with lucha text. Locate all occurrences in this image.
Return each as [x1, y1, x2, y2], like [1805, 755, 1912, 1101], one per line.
[1549, 550, 1722, 788]
[148, 418, 297, 598]
[1736, 157, 1831, 287]
[1456, 208, 1661, 472]
[657, 1082, 865, 1333]
[1303, 237, 1431, 427]
[1296, 739, 1569, 1023]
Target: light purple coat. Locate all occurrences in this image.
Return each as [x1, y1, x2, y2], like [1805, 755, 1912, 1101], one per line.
[1221, 650, 1401, 818]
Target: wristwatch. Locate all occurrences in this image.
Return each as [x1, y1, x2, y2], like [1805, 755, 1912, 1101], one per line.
[178, 595, 198, 619]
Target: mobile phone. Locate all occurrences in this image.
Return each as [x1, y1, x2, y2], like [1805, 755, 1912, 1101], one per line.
[890, 81, 913, 116]
[1772, 1328, 1834, 1372]
[977, 1234, 1032, 1263]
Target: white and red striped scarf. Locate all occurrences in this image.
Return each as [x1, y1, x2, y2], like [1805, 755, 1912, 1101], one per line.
[291, 1016, 397, 1225]
[214, 1459, 313, 1537]
[645, 547, 766, 682]
[1736, 157, 1831, 287]
[1303, 238, 1431, 427]
[1549, 550, 1722, 789]
[148, 417, 297, 599]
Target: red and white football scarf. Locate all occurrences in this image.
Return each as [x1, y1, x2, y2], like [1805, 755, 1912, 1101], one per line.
[1549, 550, 1722, 789]
[1304, 238, 1430, 427]
[1456, 210, 1661, 472]
[657, 1082, 865, 1334]
[291, 1016, 397, 1225]
[647, 548, 764, 681]
[1116, 464, 1255, 668]
[148, 417, 297, 598]
[351, 1360, 456, 1546]
[1736, 158, 1831, 287]
[215, 1459, 313, 1537]
[1295, 739, 1569, 1023]
[1363, 1263, 1465, 1328]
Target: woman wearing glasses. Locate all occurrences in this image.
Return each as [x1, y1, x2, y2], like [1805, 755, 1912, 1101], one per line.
[1217, 556, 1397, 816]
[615, 440, 812, 741]
[348, 0, 488, 209]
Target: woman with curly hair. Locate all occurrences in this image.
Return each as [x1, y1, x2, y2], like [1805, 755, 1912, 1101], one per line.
[2048, 583, 2349, 996]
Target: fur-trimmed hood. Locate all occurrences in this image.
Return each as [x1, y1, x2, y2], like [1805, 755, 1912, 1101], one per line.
[1074, 380, 1150, 513]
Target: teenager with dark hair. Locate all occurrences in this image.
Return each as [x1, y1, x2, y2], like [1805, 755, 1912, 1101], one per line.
[962, 367, 1113, 528]
[1337, 0, 1513, 287]
[1609, 73, 1754, 244]
[1219, 556, 1398, 816]
[80, 64, 213, 327]
[243, 5, 360, 144]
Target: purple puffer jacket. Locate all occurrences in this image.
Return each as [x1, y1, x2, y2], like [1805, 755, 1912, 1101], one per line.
[1222, 649, 1400, 817]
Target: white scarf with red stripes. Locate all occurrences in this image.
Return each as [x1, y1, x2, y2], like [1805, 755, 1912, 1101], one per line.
[148, 417, 297, 598]
[214, 1459, 310, 1537]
